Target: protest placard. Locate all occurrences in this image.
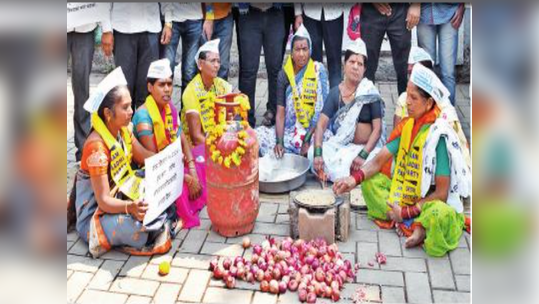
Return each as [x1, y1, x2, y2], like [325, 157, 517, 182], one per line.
[67, 3, 108, 30]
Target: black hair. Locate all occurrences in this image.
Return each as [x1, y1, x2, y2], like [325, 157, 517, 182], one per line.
[97, 85, 126, 122]
[344, 50, 367, 65]
[198, 51, 208, 61]
[147, 77, 159, 86]
[419, 60, 434, 70]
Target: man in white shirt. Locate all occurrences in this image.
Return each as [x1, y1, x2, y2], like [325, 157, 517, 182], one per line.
[67, 21, 96, 162]
[161, 3, 204, 92]
[100, 3, 168, 109]
[294, 4, 344, 89]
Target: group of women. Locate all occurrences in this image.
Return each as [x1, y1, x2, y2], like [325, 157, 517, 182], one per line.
[71, 24, 471, 258]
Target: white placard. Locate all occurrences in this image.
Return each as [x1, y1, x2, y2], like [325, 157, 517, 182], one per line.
[143, 139, 183, 226]
[67, 3, 108, 30]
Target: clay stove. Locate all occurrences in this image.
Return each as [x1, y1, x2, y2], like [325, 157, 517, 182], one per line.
[288, 190, 350, 244]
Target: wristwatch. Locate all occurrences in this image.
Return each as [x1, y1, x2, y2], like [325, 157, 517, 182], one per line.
[165, 22, 173, 29]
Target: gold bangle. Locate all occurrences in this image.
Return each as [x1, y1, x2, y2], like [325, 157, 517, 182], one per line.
[125, 202, 129, 215]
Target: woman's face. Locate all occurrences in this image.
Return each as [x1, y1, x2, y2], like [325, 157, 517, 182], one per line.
[106, 87, 133, 129]
[198, 52, 221, 79]
[148, 78, 173, 107]
[344, 54, 366, 84]
[292, 39, 310, 69]
[406, 82, 435, 120]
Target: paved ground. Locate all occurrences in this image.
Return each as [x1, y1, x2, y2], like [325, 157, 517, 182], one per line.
[67, 75, 471, 304]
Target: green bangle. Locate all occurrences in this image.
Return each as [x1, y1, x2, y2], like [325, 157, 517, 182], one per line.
[303, 132, 312, 144]
[276, 137, 284, 145]
[358, 149, 369, 160]
[314, 147, 323, 157]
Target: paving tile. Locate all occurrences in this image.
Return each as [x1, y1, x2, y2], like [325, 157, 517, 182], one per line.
[154, 283, 182, 304]
[206, 230, 227, 243]
[256, 203, 279, 223]
[226, 234, 269, 247]
[67, 255, 104, 273]
[428, 256, 456, 290]
[202, 287, 253, 304]
[141, 264, 188, 284]
[449, 248, 471, 275]
[381, 286, 406, 303]
[193, 219, 212, 232]
[405, 272, 432, 304]
[110, 278, 160, 297]
[67, 271, 94, 303]
[348, 229, 378, 243]
[101, 250, 130, 261]
[252, 291, 278, 304]
[77, 290, 128, 304]
[178, 230, 208, 254]
[252, 223, 289, 236]
[125, 295, 152, 304]
[277, 291, 302, 304]
[433, 290, 470, 303]
[455, 275, 470, 292]
[200, 242, 244, 257]
[172, 253, 212, 270]
[341, 284, 381, 302]
[69, 238, 90, 256]
[356, 217, 380, 231]
[68, 270, 74, 279]
[400, 238, 428, 259]
[67, 241, 74, 252]
[355, 269, 404, 287]
[378, 231, 402, 257]
[88, 260, 125, 291]
[119, 256, 151, 278]
[380, 257, 427, 273]
[178, 270, 212, 302]
[150, 240, 182, 265]
[356, 242, 380, 269]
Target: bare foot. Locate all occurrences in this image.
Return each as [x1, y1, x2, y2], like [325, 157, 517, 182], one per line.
[405, 226, 426, 248]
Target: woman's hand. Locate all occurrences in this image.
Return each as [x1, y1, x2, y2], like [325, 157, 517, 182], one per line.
[333, 176, 357, 195]
[351, 156, 365, 172]
[406, 3, 421, 31]
[274, 143, 285, 159]
[128, 200, 148, 222]
[185, 173, 202, 201]
[373, 3, 392, 16]
[386, 202, 403, 223]
[300, 141, 310, 157]
[314, 156, 325, 174]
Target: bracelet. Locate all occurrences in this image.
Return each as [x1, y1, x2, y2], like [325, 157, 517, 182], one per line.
[400, 204, 421, 219]
[351, 169, 365, 185]
[125, 202, 129, 215]
[276, 137, 284, 145]
[314, 147, 323, 157]
[358, 149, 370, 160]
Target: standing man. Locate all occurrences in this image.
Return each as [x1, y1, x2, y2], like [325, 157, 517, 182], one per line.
[361, 3, 421, 95]
[101, 3, 168, 109]
[294, 3, 344, 89]
[67, 8, 96, 162]
[417, 3, 465, 105]
[237, 3, 286, 128]
[160, 3, 204, 93]
[202, 3, 234, 80]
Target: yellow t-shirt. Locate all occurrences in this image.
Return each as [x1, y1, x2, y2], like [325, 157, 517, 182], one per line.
[181, 74, 232, 141]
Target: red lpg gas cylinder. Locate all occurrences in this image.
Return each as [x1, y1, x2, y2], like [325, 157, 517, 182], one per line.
[206, 93, 259, 237]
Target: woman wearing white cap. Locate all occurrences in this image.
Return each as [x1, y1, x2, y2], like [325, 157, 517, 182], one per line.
[133, 59, 207, 230]
[333, 64, 471, 257]
[309, 38, 386, 186]
[181, 39, 233, 147]
[256, 24, 329, 158]
[74, 67, 174, 257]
[394, 46, 470, 168]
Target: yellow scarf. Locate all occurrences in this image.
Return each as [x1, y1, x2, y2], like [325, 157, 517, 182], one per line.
[388, 119, 431, 207]
[284, 56, 318, 128]
[192, 74, 228, 134]
[91, 113, 143, 200]
[145, 95, 177, 152]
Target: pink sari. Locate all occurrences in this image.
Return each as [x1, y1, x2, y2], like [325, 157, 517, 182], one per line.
[157, 104, 207, 229]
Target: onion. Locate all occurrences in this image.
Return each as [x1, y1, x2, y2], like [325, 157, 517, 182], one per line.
[260, 280, 270, 292]
[264, 270, 273, 282]
[269, 280, 279, 294]
[256, 269, 265, 282]
[331, 281, 340, 291]
[246, 272, 255, 283]
[279, 281, 287, 294]
[315, 283, 324, 297]
[209, 258, 219, 272]
[242, 237, 252, 249]
[305, 255, 315, 265]
[237, 266, 246, 279]
[213, 266, 225, 280]
[307, 292, 317, 303]
[258, 260, 268, 271]
[253, 245, 263, 255]
[315, 270, 325, 282]
[288, 280, 299, 291]
[281, 275, 291, 284]
[299, 289, 308, 302]
[298, 282, 308, 292]
[331, 289, 340, 302]
[324, 286, 333, 298]
[273, 268, 282, 280]
[225, 275, 236, 289]
[300, 265, 310, 275]
[229, 266, 238, 278]
[251, 254, 260, 264]
[311, 258, 320, 270]
[223, 258, 232, 270]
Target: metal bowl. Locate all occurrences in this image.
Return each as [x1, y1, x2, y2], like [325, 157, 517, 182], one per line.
[259, 154, 310, 194]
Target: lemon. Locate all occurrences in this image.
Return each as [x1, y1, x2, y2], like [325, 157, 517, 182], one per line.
[158, 261, 170, 276]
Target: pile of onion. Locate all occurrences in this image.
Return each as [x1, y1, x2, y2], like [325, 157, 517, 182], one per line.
[209, 237, 359, 303]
